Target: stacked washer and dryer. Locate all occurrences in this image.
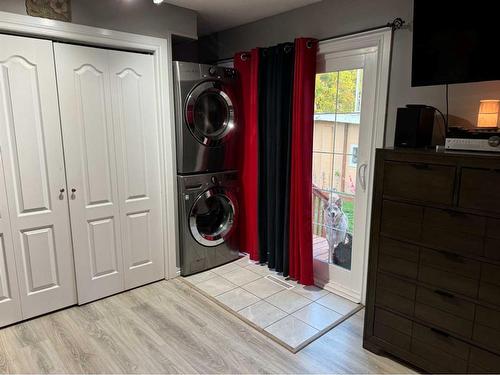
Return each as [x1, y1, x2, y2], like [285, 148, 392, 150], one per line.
[173, 62, 241, 276]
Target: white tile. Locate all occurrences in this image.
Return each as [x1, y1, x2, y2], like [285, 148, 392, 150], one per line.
[239, 301, 288, 328]
[221, 267, 261, 286]
[211, 261, 242, 275]
[292, 302, 342, 330]
[183, 270, 217, 285]
[215, 288, 260, 311]
[242, 277, 286, 299]
[196, 276, 236, 297]
[292, 284, 329, 301]
[265, 290, 311, 314]
[234, 256, 253, 267]
[265, 316, 318, 349]
[316, 292, 359, 315]
[245, 263, 274, 276]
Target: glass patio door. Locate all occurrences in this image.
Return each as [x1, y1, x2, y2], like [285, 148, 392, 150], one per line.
[312, 44, 379, 303]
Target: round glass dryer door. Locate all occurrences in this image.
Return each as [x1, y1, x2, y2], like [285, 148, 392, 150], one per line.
[189, 188, 237, 247]
[185, 81, 235, 146]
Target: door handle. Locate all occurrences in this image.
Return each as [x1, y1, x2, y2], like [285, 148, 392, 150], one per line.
[358, 163, 368, 191]
[71, 188, 77, 200]
[59, 188, 65, 200]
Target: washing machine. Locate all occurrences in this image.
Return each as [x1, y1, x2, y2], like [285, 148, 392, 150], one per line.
[173, 61, 240, 174]
[178, 170, 240, 276]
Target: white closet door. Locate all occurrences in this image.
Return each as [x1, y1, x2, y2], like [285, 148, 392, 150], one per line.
[0, 149, 22, 326]
[108, 50, 164, 289]
[0, 34, 76, 318]
[54, 43, 124, 304]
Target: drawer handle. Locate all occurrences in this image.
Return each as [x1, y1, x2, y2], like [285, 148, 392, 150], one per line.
[430, 327, 450, 338]
[442, 251, 464, 263]
[444, 209, 465, 218]
[411, 163, 430, 170]
[434, 289, 455, 299]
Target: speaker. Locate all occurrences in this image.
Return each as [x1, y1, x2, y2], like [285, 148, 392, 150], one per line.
[394, 105, 435, 147]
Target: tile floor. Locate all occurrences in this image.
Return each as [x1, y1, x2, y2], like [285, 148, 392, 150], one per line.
[183, 255, 361, 352]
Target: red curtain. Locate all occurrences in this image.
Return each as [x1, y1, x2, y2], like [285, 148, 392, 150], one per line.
[288, 38, 318, 285]
[234, 49, 260, 261]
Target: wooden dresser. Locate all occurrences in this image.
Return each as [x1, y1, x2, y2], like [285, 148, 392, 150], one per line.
[364, 148, 500, 374]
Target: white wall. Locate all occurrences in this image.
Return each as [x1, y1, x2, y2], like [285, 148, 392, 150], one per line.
[211, 0, 500, 145]
[0, 0, 197, 39]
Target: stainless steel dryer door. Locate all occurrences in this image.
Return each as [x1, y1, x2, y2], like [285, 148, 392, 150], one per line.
[189, 188, 237, 247]
[185, 80, 235, 146]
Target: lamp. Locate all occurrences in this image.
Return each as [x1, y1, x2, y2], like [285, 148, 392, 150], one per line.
[477, 100, 500, 128]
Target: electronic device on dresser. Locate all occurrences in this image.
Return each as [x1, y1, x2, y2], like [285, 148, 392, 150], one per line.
[173, 61, 240, 174]
[394, 105, 435, 148]
[364, 148, 500, 374]
[178, 171, 239, 276]
[445, 127, 500, 153]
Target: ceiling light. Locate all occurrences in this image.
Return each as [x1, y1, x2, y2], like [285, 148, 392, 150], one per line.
[153, 0, 164, 4]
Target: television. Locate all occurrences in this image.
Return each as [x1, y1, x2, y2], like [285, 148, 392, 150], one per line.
[412, 1, 500, 87]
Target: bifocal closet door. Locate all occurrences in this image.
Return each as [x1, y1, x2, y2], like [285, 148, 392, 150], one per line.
[108, 50, 164, 289]
[54, 44, 124, 304]
[0, 150, 22, 326]
[0, 34, 76, 318]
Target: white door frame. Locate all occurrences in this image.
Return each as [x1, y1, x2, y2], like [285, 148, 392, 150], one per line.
[0, 11, 179, 280]
[315, 28, 392, 304]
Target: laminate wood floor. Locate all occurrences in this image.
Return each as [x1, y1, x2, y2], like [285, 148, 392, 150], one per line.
[0, 279, 415, 374]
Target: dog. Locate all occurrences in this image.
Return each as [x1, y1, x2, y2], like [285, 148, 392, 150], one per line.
[323, 194, 350, 265]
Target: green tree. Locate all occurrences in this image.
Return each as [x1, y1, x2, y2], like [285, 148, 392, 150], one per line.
[315, 69, 362, 114]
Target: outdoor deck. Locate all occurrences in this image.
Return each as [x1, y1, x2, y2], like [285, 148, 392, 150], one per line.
[313, 234, 329, 262]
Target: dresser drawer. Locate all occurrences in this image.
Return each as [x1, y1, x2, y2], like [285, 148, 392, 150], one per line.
[485, 218, 500, 261]
[479, 263, 500, 307]
[375, 273, 416, 316]
[418, 248, 480, 298]
[378, 237, 418, 279]
[414, 300, 473, 338]
[411, 332, 468, 373]
[416, 286, 475, 321]
[383, 161, 456, 204]
[459, 168, 500, 214]
[373, 307, 412, 351]
[421, 207, 485, 256]
[413, 322, 470, 360]
[469, 347, 500, 374]
[380, 201, 423, 242]
[473, 306, 500, 353]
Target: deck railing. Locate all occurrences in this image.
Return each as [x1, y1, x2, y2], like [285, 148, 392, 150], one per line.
[312, 184, 328, 237]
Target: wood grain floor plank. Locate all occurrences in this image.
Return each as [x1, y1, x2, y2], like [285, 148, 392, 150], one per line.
[0, 278, 415, 374]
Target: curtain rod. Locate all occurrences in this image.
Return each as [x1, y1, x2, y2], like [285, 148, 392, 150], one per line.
[217, 17, 405, 63]
[318, 17, 405, 43]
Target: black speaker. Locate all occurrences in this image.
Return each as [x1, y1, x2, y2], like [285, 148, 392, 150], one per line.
[394, 105, 435, 147]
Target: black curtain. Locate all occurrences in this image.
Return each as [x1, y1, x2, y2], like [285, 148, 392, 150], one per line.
[258, 42, 295, 275]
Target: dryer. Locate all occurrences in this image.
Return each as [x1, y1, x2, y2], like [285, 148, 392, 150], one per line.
[173, 61, 240, 174]
[178, 171, 240, 276]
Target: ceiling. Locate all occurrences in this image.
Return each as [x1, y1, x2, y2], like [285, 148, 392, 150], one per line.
[163, 0, 322, 35]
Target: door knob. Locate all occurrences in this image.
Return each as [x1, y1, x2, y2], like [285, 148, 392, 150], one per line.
[71, 188, 77, 199]
[71, 188, 76, 193]
[59, 188, 65, 200]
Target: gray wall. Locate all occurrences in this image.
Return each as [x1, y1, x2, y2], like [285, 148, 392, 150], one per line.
[0, 0, 197, 39]
[211, 0, 500, 145]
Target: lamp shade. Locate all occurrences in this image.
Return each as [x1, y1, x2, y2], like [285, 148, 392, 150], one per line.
[477, 100, 500, 128]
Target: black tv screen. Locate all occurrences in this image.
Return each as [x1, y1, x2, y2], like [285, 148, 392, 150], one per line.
[412, 1, 500, 87]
